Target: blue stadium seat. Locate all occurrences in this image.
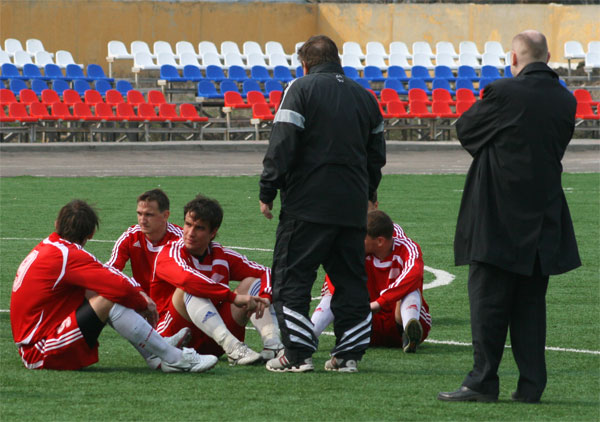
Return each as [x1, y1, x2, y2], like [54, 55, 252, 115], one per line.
[408, 78, 431, 94]
[66, 64, 92, 81]
[197, 80, 221, 99]
[250, 65, 271, 83]
[265, 79, 283, 94]
[455, 77, 478, 94]
[115, 80, 134, 96]
[220, 79, 240, 96]
[478, 77, 495, 92]
[384, 78, 408, 95]
[273, 65, 293, 83]
[205, 65, 226, 82]
[9, 79, 28, 95]
[1, 63, 24, 81]
[432, 78, 455, 95]
[23, 63, 50, 81]
[51, 79, 70, 96]
[242, 79, 263, 96]
[228, 65, 248, 82]
[94, 79, 112, 96]
[504, 65, 513, 78]
[363, 65, 385, 82]
[410, 65, 432, 82]
[457, 65, 479, 82]
[45, 64, 66, 80]
[480, 65, 501, 80]
[183, 65, 204, 82]
[31, 79, 49, 95]
[295, 66, 303, 78]
[160, 64, 186, 82]
[86, 64, 114, 83]
[73, 79, 92, 96]
[387, 66, 410, 83]
[355, 77, 372, 91]
[342, 66, 360, 80]
[434, 65, 456, 81]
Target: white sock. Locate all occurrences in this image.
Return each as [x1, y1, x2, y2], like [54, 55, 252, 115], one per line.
[108, 303, 181, 364]
[311, 294, 334, 337]
[400, 290, 422, 329]
[248, 279, 281, 348]
[184, 293, 239, 354]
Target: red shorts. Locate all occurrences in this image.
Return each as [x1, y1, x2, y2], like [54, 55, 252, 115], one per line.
[370, 305, 431, 348]
[18, 309, 99, 370]
[156, 300, 245, 357]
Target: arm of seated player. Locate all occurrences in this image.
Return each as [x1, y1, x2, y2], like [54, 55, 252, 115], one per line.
[226, 249, 273, 301]
[106, 229, 132, 270]
[377, 245, 425, 312]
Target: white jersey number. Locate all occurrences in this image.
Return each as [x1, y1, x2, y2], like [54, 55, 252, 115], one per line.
[13, 250, 39, 292]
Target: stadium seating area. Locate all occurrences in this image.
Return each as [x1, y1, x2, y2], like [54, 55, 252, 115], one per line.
[1, 38, 599, 142]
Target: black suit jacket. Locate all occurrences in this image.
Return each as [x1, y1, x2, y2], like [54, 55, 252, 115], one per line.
[454, 62, 581, 276]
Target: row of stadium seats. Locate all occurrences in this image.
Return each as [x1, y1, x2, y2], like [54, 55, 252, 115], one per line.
[0, 63, 112, 82]
[3, 78, 134, 97]
[1, 41, 81, 69]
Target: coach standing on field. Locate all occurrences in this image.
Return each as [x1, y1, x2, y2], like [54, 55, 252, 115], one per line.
[258, 35, 386, 373]
[438, 30, 580, 403]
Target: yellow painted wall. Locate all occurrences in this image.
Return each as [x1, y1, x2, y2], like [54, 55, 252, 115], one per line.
[1, 1, 598, 76]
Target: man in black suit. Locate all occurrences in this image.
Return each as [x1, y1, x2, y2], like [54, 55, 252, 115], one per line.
[438, 30, 581, 403]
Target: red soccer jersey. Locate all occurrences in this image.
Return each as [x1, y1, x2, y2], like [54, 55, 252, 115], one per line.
[322, 224, 427, 312]
[107, 223, 182, 293]
[11, 233, 147, 348]
[151, 239, 272, 316]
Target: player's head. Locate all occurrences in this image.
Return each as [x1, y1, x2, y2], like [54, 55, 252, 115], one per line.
[511, 30, 549, 76]
[136, 189, 171, 239]
[182, 195, 223, 256]
[364, 210, 394, 256]
[298, 35, 341, 73]
[55, 200, 99, 246]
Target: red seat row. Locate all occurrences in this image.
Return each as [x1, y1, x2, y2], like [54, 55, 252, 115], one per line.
[224, 90, 282, 111]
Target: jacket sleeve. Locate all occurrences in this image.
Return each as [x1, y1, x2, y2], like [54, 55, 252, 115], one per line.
[259, 81, 305, 204]
[225, 248, 273, 301]
[154, 244, 237, 303]
[455, 84, 503, 157]
[366, 106, 386, 202]
[106, 229, 130, 271]
[376, 240, 424, 312]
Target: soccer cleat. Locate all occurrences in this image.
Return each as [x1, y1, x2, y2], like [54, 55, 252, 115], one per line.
[266, 350, 314, 373]
[227, 342, 262, 366]
[160, 347, 218, 373]
[402, 318, 423, 353]
[146, 327, 193, 370]
[260, 343, 285, 362]
[324, 356, 358, 373]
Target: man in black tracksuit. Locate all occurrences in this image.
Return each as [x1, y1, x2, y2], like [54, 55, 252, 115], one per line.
[259, 35, 386, 373]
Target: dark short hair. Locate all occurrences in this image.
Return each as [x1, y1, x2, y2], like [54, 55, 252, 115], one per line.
[137, 189, 170, 212]
[183, 194, 223, 232]
[367, 210, 394, 240]
[298, 35, 340, 71]
[56, 200, 100, 244]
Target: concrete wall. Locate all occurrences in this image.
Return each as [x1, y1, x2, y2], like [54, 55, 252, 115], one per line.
[1, 1, 598, 76]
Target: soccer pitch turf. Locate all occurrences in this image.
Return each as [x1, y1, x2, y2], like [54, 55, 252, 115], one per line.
[1, 174, 598, 421]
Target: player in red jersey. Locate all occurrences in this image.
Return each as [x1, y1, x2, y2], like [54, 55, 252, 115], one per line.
[10, 200, 217, 372]
[312, 209, 432, 354]
[107, 189, 182, 294]
[152, 194, 283, 366]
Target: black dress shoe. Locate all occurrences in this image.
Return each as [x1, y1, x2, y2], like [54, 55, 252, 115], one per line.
[511, 391, 541, 403]
[438, 386, 498, 402]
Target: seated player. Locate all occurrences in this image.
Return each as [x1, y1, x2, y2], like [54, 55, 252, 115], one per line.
[107, 188, 182, 294]
[10, 199, 217, 372]
[152, 194, 284, 366]
[312, 209, 431, 355]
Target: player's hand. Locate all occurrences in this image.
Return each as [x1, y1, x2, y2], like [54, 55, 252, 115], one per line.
[260, 201, 273, 220]
[370, 301, 381, 314]
[139, 291, 159, 327]
[250, 297, 270, 319]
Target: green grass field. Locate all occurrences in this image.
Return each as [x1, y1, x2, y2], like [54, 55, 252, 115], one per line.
[1, 174, 598, 421]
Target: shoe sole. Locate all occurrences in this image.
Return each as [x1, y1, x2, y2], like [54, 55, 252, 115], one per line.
[437, 393, 498, 402]
[228, 355, 263, 366]
[403, 319, 423, 353]
[266, 364, 314, 373]
[324, 366, 358, 373]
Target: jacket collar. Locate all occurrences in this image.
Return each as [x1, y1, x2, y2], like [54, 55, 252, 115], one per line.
[516, 62, 558, 79]
[308, 61, 344, 75]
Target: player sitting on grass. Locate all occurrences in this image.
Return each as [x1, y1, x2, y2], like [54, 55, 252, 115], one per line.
[312, 209, 431, 362]
[151, 194, 283, 366]
[10, 199, 217, 373]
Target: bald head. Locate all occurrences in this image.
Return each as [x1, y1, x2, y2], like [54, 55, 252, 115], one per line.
[511, 30, 550, 75]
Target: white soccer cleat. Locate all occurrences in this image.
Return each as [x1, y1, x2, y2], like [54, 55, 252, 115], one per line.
[260, 342, 285, 362]
[324, 356, 358, 373]
[161, 347, 218, 373]
[146, 327, 193, 369]
[227, 342, 262, 366]
[402, 318, 423, 354]
[266, 349, 314, 373]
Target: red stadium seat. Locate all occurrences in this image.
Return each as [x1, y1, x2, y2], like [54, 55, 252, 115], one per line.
[455, 88, 476, 104]
[9, 103, 37, 122]
[576, 102, 600, 120]
[41, 89, 62, 106]
[246, 90, 268, 106]
[1, 88, 18, 106]
[0, 106, 16, 122]
[224, 91, 250, 109]
[432, 101, 458, 118]
[179, 103, 209, 122]
[30, 102, 58, 120]
[137, 103, 163, 121]
[51, 103, 79, 121]
[409, 100, 436, 118]
[84, 90, 105, 106]
[380, 88, 402, 106]
[573, 89, 596, 105]
[252, 103, 274, 121]
[408, 88, 431, 105]
[268, 90, 282, 110]
[158, 103, 187, 122]
[455, 100, 475, 115]
[73, 103, 101, 121]
[387, 100, 411, 118]
[116, 103, 145, 121]
[432, 88, 455, 105]
[18, 89, 41, 106]
[126, 89, 146, 106]
[62, 89, 83, 106]
[106, 89, 125, 107]
[147, 90, 167, 107]
[95, 103, 119, 121]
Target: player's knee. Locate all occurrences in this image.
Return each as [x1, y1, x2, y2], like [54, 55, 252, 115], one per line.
[87, 295, 115, 322]
[234, 277, 259, 295]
